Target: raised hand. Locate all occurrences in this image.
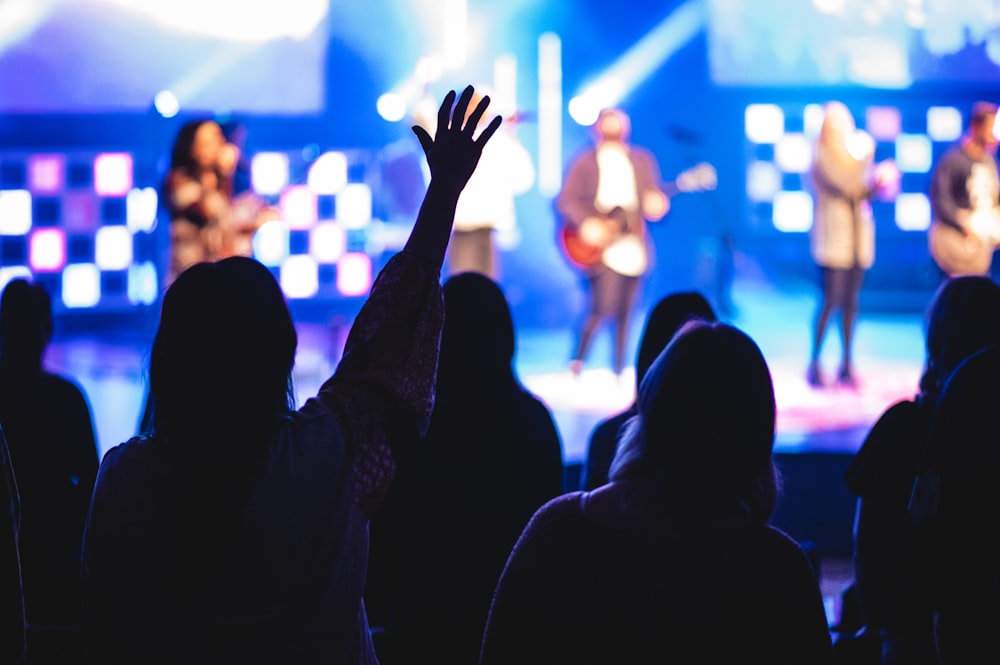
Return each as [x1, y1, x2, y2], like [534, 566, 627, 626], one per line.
[412, 86, 502, 193]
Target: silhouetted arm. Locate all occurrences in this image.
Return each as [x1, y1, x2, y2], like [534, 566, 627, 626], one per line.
[0, 427, 25, 665]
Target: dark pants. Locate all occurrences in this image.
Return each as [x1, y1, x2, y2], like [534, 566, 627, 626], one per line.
[811, 265, 865, 367]
[573, 268, 640, 374]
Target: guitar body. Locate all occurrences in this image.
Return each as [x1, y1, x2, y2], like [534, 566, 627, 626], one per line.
[929, 209, 1000, 277]
[556, 162, 718, 277]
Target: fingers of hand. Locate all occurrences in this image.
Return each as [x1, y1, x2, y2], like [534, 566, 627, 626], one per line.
[437, 90, 456, 136]
[451, 86, 475, 130]
[412, 125, 433, 159]
[464, 94, 491, 134]
[476, 115, 503, 147]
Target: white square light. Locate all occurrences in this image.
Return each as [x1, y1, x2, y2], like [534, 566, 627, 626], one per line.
[279, 255, 318, 299]
[251, 152, 290, 196]
[310, 222, 346, 263]
[252, 219, 289, 267]
[895, 193, 931, 231]
[337, 252, 372, 296]
[94, 153, 133, 196]
[774, 133, 813, 173]
[745, 104, 785, 144]
[128, 261, 159, 305]
[95, 225, 133, 270]
[279, 185, 317, 230]
[126, 187, 159, 233]
[29, 228, 65, 272]
[746, 161, 782, 203]
[307, 151, 348, 194]
[895, 134, 933, 173]
[927, 106, 963, 142]
[62, 264, 101, 308]
[336, 183, 372, 229]
[0, 190, 32, 235]
[772, 191, 813, 232]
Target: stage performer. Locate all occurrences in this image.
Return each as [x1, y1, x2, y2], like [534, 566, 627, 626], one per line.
[556, 108, 669, 377]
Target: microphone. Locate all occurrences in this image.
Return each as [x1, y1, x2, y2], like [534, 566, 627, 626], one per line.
[664, 124, 703, 144]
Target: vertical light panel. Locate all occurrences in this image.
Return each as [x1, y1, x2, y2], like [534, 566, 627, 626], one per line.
[126, 187, 159, 233]
[493, 54, 518, 121]
[538, 32, 562, 197]
[442, 0, 467, 71]
[128, 262, 159, 305]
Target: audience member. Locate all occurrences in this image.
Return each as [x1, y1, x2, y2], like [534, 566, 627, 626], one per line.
[81, 86, 501, 664]
[910, 342, 1000, 663]
[845, 275, 1000, 664]
[0, 425, 25, 665]
[480, 320, 834, 664]
[0, 279, 98, 661]
[366, 271, 563, 665]
[579, 291, 716, 491]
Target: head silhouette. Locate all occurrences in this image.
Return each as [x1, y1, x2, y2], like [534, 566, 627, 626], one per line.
[149, 256, 296, 444]
[0, 279, 53, 374]
[437, 272, 516, 394]
[611, 320, 778, 532]
[633, 291, 717, 392]
[920, 275, 1000, 398]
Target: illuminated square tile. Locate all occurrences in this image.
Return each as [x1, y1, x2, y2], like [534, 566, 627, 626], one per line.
[803, 104, 826, 140]
[310, 222, 346, 263]
[865, 106, 901, 141]
[927, 107, 963, 142]
[895, 193, 931, 231]
[337, 252, 372, 296]
[336, 184, 372, 229]
[95, 225, 133, 270]
[746, 162, 782, 202]
[29, 228, 66, 272]
[0, 266, 32, 294]
[745, 104, 785, 144]
[28, 154, 65, 194]
[94, 153, 133, 196]
[279, 255, 318, 299]
[252, 219, 289, 267]
[772, 191, 813, 232]
[252, 152, 290, 196]
[895, 134, 933, 173]
[62, 264, 101, 308]
[128, 262, 159, 305]
[279, 185, 318, 230]
[0, 190, 32, 235]
[63, 192, 99, 232]
[774, 133, 813, 173]
[126, 187, 159, 233]
[307, 151, 348, 194]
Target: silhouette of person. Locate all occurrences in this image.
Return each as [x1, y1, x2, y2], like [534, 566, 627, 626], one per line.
[912, 341, 1000, 664]
[558, 108, 670, 377]
[807, 101, 888, 388]
[579, 290, 716, 491]
[82, 86, 501, 664]
[846, 275, 1000, 664]
[0, 278, 98, 655]
[481, 321, 834, 664]
[0, 425, 25, 665]
[366, 271, 563, 665]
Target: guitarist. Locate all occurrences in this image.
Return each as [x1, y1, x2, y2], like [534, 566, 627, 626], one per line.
[929, 101, 1000, 279]
[557, 108, 669, 377]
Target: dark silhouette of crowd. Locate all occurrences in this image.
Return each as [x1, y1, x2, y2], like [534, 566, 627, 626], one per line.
[5, 84, 1000, 665]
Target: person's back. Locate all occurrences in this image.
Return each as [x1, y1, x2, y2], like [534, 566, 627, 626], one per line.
[367, 272, 563, 665]
[0, 279, 98, 644]
[82, 86, 503, 664]
[580, 291, 716, 491]
[846, 275, 1000, 663]
[481, 321, 833, 665]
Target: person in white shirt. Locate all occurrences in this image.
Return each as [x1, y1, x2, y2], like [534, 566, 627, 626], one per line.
[557, 108, 669, 377]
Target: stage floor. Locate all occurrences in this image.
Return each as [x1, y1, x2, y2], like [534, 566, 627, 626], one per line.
[47, 270, 927, 466]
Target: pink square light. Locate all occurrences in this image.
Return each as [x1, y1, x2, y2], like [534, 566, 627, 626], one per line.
[336, 252, 372, 296]
[29, 228, 66, 272]
[93, 153, 133, 197]
[279, 185, 318, 230]
[28, 154, 65, 194]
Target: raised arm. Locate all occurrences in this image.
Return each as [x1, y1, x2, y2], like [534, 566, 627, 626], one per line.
[405, 86, 503, 270]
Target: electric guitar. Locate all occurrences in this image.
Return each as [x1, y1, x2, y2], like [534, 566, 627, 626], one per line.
[928, 208, 1000, 277]
[558, 162, 718, 277]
